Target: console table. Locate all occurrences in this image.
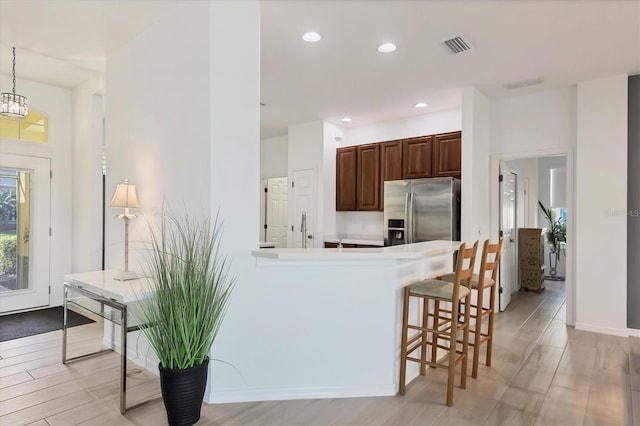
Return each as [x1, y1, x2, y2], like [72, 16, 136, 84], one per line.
[62, 270, 154, 414]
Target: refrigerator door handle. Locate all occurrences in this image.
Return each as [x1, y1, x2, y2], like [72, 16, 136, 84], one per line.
[409, 192, 415, 244]
[404, 192, 410, 244]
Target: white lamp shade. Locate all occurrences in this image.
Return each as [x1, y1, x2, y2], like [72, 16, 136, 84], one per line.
[110, 183, 139, 208]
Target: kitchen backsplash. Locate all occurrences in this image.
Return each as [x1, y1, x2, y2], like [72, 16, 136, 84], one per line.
[336, 211, 384, 238]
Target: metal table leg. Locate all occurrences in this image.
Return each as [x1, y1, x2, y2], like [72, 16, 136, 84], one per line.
[62, 286, 68, 363]
[120, 305, 127, 414]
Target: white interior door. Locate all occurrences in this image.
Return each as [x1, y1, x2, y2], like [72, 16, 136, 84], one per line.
[290, 169, 315, 248]
[0, 154, 50, 313]
[499, 170, 517, 311]
[265, 177, 288, 248]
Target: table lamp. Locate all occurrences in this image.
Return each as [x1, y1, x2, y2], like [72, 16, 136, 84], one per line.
[110, 178, 139, 281]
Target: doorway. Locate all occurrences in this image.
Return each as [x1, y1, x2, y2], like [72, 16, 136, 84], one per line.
[0, 154, 50, 313]
[492, 151, 573, 325]
[260, 177, 288, 248]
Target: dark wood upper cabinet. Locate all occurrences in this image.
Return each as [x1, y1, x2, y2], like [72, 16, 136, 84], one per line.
[402, 136, 433, 179]
[433, 131, 461, 178]
[380, 140, 403, 182]
[336, 146, 357, 211]
[336, 131, 461, 211]
[356, 143, 380, 210]
[380, 140, 403, 210]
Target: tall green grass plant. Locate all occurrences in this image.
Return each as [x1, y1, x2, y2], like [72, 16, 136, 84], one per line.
[134, 211, 235, 370]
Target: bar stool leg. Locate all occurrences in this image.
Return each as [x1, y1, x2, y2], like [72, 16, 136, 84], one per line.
[446, 299, 458, 407]
[460, 294, 471, 390]
[420, 297, 429, 375]
[399, 287, 410, 395]
[431, 299, 440, 365]
[486, 283, 497, 367]
[472, 288, 484, 378]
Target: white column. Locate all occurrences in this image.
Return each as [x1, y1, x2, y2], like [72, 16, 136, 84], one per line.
[575, 74, 628, 336]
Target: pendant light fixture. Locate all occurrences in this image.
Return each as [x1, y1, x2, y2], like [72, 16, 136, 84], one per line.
[1, 47, 28, 118]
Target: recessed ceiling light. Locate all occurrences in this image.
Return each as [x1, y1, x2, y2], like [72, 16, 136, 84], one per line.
[302, 32, 322, 42]
[341, 117, 352, 123]
[377, 42, 397, 53]
[414, 102, 428, 108]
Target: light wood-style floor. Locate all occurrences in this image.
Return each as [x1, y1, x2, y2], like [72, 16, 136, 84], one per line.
[1, 281, 638, 425]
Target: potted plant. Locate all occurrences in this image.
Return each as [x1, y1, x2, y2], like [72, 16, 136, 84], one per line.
[134, 210, 235, 426]
[538, 201, 566, 278]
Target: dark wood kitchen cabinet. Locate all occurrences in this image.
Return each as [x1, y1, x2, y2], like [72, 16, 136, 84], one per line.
[402, 136, 433, 179]
[336, 131, 461, 211]
[336, 146, 357, 211]
[356, 143, 380, 210]
[433, 132, 462, 178]
[380, 140, 403, 207]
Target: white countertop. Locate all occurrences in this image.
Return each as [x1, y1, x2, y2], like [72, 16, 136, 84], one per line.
[324, 235, 385, 246]
[252, 240, 459, 260]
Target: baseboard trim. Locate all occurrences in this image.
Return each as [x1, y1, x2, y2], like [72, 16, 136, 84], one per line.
[628, 328, 640, 337]
[575, 322, 629, 337]
[205, 384, 396, 404]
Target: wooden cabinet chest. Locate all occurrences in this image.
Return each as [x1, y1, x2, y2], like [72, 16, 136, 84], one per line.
[518, 228, 546, 292]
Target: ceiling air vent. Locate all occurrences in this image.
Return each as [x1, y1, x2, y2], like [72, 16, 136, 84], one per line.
[442, 36, 471, 55]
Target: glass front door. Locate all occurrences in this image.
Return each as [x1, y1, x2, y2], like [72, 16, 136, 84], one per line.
[0, 155, 50, 313]
[0, 169, 30, 293]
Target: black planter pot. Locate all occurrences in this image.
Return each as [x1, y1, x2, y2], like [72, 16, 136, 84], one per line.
[159, 358, 209, 426]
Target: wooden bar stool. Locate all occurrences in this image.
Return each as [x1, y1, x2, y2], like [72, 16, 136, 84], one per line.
[398, 241, 478, 407]
[438, 238, 503, 378]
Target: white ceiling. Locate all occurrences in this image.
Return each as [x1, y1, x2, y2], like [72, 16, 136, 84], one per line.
[1, 0, 639, 139]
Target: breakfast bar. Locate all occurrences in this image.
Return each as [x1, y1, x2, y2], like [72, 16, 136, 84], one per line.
[232, 240, 459, 403]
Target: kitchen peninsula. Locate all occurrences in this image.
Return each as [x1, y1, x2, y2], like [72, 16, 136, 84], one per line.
[243, 240, 458, 402]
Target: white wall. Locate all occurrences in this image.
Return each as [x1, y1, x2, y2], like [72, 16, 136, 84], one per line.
[461, 87, 491, 244]
[0, 75, 73, 307]
[71, 77, 104, 273]
[106, 0, 266, 400]
[322, 122, 342, 239]
[345, 108, 461, 146]
[334, 108, 462, 239]
[260, 135, 287, 178]
[491, 87, 577, 155]
[105, 1, 212, 273]
[287, 120, 324, 247]
[575, 74, 628, 336]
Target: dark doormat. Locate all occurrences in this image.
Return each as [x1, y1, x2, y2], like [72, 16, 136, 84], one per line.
[0, 306, 95, 342]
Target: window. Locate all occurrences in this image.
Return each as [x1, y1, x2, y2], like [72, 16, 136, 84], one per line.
[0, 109, 48, 143]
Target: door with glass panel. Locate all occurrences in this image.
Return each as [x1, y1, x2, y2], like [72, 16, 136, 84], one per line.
[0, 154, 50, 313]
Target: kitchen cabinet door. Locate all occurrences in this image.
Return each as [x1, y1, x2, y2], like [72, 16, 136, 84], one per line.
[433, 131, 461, 178]
[380, 140, 403, 182]
[402, 136, 433, 179]
[356, 143, 381, 210]
[380, 140, 403, 209]
[336, 147, 357, 211]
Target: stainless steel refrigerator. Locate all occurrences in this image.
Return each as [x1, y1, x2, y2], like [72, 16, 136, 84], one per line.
[384, 177, 461, 246]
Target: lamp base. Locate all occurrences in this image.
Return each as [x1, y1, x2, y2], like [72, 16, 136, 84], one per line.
[114, 270, 138, 281]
